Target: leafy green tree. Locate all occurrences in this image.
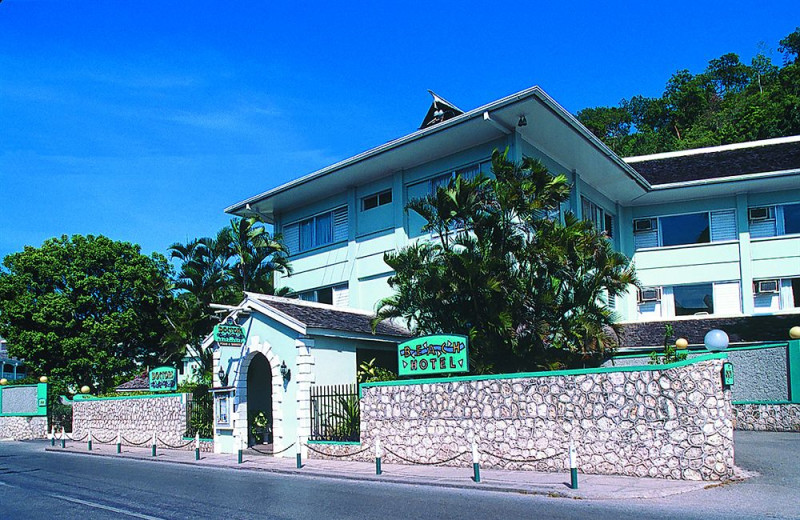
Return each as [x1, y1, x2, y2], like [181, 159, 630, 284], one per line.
[375, 150, 636, 373]
[578, 28, 800, 156]
[0, 235, 173, 393]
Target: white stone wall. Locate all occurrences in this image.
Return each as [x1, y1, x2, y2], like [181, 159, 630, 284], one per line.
[734, 403, 800, 431]
[310, 358, 734, 481]
[0, 416, 47, 440]
[72, 395, 197, 448]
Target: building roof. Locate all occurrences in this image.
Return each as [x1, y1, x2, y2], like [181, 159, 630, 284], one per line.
[248, 294, 412, 339]
[626, 135, 800, 186]
[115, 372, 149, 392]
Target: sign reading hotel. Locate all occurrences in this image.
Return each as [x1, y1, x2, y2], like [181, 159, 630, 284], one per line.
[149, 367, 177, 391]
[213, 318, 246, 347]
[398, 334, 469, 377]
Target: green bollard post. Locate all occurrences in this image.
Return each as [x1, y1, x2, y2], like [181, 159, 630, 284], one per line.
[151, 432, 157, 457]
[472, 439, 481, 483]
[296, 436, 302, 469]
[238, 436, 244, 464]
[88, 430, 92, 451]
[116, 431, 121, 454]
[60, 429, 65, 449]
[195, 432, 200, 461]
[569, 443, 578, 490]
[375, 436, 382, 475]
[50, 427, 55, 447]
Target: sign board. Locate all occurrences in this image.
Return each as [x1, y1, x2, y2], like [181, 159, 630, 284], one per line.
[213, 318, 246, 347]
[398, 335, 468, 377]
[722, 362, 734, 386]
[149, 366, 177, 391]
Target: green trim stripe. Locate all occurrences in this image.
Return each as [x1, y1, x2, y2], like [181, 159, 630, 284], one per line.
[360, 353, 728, 397]
[182, 437, 214, 442]
[307, 440, 362, 446]
[613, 342, 789, 360]
[0, 383, 48, 417]
[733, 400, 794, 405]
[788, 340, 800, 404]
[71, 392, 184, 402]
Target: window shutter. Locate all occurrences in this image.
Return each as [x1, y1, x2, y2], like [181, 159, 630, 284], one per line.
[713, 281, 741, 315]
[283, 223, 299, 255]
[750, 218, 777, 239]
[333, 284, 349, 308]
[333, 206, 348, 242]
[711, 210, 737, 241]
[634, 229, 659, 249]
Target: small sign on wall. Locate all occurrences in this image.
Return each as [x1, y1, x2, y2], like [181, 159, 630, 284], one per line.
[398, 335, 469, 377]
[149, 367, 177, 391]
[722, 362, 734, 387]
[213, 317, 246, 347]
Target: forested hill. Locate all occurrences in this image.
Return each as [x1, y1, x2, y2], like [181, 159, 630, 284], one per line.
[577, 28, 800, 157]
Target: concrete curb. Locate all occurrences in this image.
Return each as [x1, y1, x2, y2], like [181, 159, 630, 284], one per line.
[43, 445, 715, 500]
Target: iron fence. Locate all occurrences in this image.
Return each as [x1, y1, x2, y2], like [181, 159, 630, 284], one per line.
[310, 384, 360, 442]
[184, 392, 213, 439]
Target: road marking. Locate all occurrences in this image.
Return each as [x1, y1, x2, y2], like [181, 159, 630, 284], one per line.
[0, 480, 19, 488]
[49, 494, 166, 520]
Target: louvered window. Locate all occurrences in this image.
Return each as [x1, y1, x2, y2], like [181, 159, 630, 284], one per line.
[634, 209, 737, 250]
[749, 203, 800, 238]
[282, 206, 348, 254]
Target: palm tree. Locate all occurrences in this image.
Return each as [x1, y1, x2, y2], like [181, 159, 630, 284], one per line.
[223, 217, 291, 294]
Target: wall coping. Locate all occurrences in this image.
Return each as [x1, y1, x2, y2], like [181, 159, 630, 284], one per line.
[69, 392, 184, 402]
[360, 352, 728, 396]
[733, 400, 795, 405]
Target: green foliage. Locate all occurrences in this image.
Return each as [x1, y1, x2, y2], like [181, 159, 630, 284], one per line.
[249, 410, 270, 444]
[375, 150, 637, 373]
[325, 396, 360, 441]
[578, 28, 800, 155]
[165, 217, 291, 376]
[648, 324, 687, 365]
[357, 358, 397, 383]
[0, 235, 173, 393]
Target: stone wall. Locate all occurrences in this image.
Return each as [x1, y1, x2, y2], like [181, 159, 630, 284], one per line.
[605, 345, 789, 402]
[309, 357, 734, 481]
[72, 394, 208, 450]
[733, 403, 800, 432]
[0, 416, 47, 440]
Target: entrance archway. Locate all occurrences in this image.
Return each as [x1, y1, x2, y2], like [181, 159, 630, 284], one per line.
[245, 352, 273, 447]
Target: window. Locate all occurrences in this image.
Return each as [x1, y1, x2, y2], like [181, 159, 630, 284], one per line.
[428, 161, 487, 195]
[754, 277, 800, 313]
[283, 206, 348, 254]
[362, 189, 392, 211]
[673, 283, 714, 316]
[581, 197, 613, 237]
[749, 203, 800, 238]
[634, 210, 736, 250]
[298, 283, 349, 307]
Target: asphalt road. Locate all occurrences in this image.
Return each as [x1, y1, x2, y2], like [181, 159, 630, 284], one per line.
[0, 432, 798, 520]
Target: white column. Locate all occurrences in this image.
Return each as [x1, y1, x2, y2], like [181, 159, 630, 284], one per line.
[295, 336, 316, 460]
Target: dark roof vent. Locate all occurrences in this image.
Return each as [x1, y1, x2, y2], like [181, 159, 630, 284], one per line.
[419, 90, 464, 129]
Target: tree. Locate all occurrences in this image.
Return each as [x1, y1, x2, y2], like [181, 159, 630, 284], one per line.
[375, 150, 636, 373]
[165, 217, 291, 380]
[0, 235, 173, 393]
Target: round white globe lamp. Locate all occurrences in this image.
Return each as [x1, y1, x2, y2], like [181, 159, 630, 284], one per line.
[703, 329, 729, 352]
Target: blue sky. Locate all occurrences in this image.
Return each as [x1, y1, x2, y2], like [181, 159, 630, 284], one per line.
[1, 1, 797, 262]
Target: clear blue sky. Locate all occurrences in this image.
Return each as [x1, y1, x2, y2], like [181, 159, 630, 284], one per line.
[1, 1, 797, 262]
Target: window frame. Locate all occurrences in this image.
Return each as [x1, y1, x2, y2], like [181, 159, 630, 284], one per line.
[633, 209, 738, 250]
[362, 189, 393, 211]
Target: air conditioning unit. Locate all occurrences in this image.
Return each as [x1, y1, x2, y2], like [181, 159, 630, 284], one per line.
[638, 287, 662, 302]
[755, 280, 779, 294]
[634, 218, 657, 232]
[748, 207, 771, 221]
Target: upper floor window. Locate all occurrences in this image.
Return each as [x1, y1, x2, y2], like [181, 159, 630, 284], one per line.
[362, 189, 392, 211]
[749, 203, 800, 238]
[283, 206, 348, 254]
[581, 197, 613, 237]
[298, 283, 349, 307]
[428, 161, 489, 195]
[634, 209, 736, 250]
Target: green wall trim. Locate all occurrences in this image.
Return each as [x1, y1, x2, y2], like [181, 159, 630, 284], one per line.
[307, 440, 362, 446]
[612, 343, 789, 360]
[788, 340, 800, 404]
[182, 437, 214, 442]
[70, 392, 184, 402]
[0, 383, 47, 416]
[360, 353, 728, 397]
[0, 412, 48, 417]
[733, 400, 795, 405]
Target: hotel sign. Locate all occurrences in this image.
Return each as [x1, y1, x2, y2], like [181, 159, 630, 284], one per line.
[213, 318, 246, 347]
[149, 367, 177, 391]
[398, 335, 468, 377]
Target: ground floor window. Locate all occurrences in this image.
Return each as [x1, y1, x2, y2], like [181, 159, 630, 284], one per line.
[638, 281, 739, 319]
[753, 277, 800, 313]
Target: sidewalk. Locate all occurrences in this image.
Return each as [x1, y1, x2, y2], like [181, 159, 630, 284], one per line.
[44, 440, 715, 500]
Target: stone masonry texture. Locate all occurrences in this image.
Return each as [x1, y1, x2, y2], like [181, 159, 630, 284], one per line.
[733, 403, 800, 432]
[72, 395, 212, 451]
[309, 359, 734, 481]
[0, 416, 47, 440]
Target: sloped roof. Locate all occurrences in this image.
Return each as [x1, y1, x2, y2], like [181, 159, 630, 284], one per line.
[115, 372, 149, 392]
[626, 136, 800, 185]
[250, 294, 412, 339]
